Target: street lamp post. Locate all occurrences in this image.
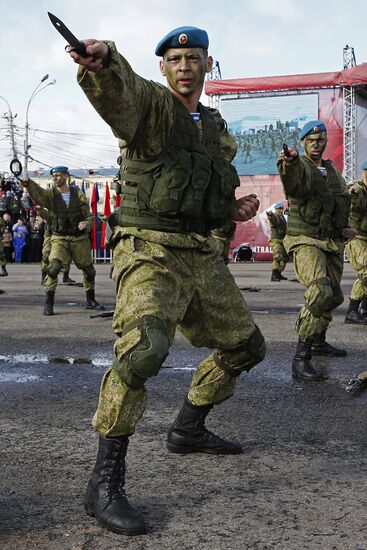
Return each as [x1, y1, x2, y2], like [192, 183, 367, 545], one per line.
[24, 74, 56, 178]
[0, 94, 18, 162]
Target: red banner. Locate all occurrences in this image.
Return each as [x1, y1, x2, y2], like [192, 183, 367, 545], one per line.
[101, 182, 111, 248]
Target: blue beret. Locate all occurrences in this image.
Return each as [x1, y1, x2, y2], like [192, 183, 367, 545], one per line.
[300, 120, 327, 140]
[274, 202, 284, 209]
[50, 165, 69, 175]
[362, 161, 367, 170]
[155, 26, 209, 57]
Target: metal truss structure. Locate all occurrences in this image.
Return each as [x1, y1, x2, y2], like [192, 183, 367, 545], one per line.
[206, 61, 221, 109]
[342, 45, 357, 183]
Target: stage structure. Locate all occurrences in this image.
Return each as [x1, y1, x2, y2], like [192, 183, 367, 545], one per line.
[205, 50, 367, 260]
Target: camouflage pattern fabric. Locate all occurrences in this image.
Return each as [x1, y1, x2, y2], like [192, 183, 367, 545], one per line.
[286, 237, 344, 340]
[93, 234, 260, 437]
[78, 43, 264, 438]
[269, 238, 288, 271]
[41, 224, 72, 274]
[346, 236, 367, 301]
[44, 235, 94, 292]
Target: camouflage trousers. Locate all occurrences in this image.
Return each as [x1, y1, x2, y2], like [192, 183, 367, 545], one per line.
[41, 235, 72, 274]
[93, 234, 265, 437]
[346, 236, 367, 301]
[0, 240, 6, 267]
[269, 239, 289, 271]
[292, 244, 344, 341]
[44, 234, 94, 292]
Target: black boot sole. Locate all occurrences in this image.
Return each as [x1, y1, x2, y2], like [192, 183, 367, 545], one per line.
[166, 441, 243, 455]
[85, 504, 147, 536]
[292, 372, 328, 381]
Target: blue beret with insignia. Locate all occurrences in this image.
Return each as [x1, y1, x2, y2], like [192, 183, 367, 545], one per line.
[300, 120, 327, 140]
[362, 161, 367, 170]
[274, 202, 284, 209]
[155, 26, 209, 57]
[50, 165, 69, 175]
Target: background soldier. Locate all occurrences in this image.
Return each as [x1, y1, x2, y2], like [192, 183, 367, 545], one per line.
[277, 120, 354, 381]
[266, 202, 289, 281]
[69, 26, 266, 535]
[23, 166, 104, 315]
[0, 215, 9, 276]
[345, 160, 367, 325]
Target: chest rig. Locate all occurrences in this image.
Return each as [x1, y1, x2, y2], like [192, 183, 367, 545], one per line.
[49, 186, 85, 236]
[287, 156, 350, 239]
[118, 97, 239, 235]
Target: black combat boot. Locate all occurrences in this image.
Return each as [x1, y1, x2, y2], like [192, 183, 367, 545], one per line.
[345, 299, 367, 325]
[62, 271, 76, 284]
[85, 436, 146, 535]
[359, 298, 367, 318]
[311, 330, 347, 357]
[279, 272, 288, 280]
[271, 269, 281, 282]
[85, 289, 105, 310]
[43, 291, 55, 316]
[292, 339, 328, 381]
[0, 265, 8, 277]
[167, 399, 243, 454]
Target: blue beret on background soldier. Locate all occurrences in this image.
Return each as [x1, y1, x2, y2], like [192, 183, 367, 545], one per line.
[68, 24, 265, 535]
[277, 119, 355, 382]
[344, 160, 367, 324]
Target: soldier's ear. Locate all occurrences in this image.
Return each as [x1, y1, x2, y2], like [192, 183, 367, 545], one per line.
[205, 56, 213, 73]
[159, 59, 166, 77]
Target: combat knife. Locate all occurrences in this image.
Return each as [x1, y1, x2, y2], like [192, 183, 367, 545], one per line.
[48, 12, 88, 57]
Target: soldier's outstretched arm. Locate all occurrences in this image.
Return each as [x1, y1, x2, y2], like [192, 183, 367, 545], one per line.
[21, 179, 54, 211]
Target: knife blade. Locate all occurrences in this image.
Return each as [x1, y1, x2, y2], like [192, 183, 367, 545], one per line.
[48, 12, 88, 57]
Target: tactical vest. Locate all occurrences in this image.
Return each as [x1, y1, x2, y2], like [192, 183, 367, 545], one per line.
[49, 187, 85, 236]
[118, 96, 239, 235]
[270, 215, 287, 239]
[287, 156, 350, 239]
[349, 181, 367, 236]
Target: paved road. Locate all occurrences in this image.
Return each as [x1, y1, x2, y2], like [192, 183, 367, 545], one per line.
[1, 262, 367, 550]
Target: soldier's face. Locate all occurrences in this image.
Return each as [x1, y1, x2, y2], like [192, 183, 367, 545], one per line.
[302, 131, 327, 161]
[275, 208, 283, 215]
[52, 172, 68, 187]
[160, 47, 212, 98]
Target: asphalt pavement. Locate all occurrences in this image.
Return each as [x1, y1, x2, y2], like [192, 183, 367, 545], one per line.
[1, 262, 367, 550]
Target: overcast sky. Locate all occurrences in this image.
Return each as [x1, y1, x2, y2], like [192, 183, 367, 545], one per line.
[1, 0, 367, 172]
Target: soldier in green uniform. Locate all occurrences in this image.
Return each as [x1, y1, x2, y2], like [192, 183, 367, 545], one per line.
[23, 166, 104, 315]
[266, 202, 289, 281]
[68, 26, 266, 535]
[344, 160, 367, 324]
[0, 216, 9, 277]
[277, 120, 354, 382]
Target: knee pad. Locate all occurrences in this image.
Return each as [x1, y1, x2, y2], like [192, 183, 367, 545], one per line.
[47, 258, 62, 278]
[83, 264, 96, 283]
[112, 315, 170, 389]
[214, 325, 266, 377]
[305, 277, 334, 317]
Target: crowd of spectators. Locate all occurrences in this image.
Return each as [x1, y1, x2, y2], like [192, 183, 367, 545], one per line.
[0, 176, 45, 263]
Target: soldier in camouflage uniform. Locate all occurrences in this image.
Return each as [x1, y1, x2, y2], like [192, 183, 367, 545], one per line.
[0, 216, 9, 277]
[344, 161, 367, 324]
[266, 202, 289, 281]
[69, 26, 266, 535]
[23, 166, 104, 315]
[277, 120, 354, 382]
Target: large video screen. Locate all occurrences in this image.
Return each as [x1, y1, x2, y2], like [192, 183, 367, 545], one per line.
[221, 93, 319, 175]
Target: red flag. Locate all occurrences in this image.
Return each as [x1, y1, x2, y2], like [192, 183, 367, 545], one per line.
[101, 182, 112, 248]
[115, 193, 121, 208]
[90, 183, 99, 250]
